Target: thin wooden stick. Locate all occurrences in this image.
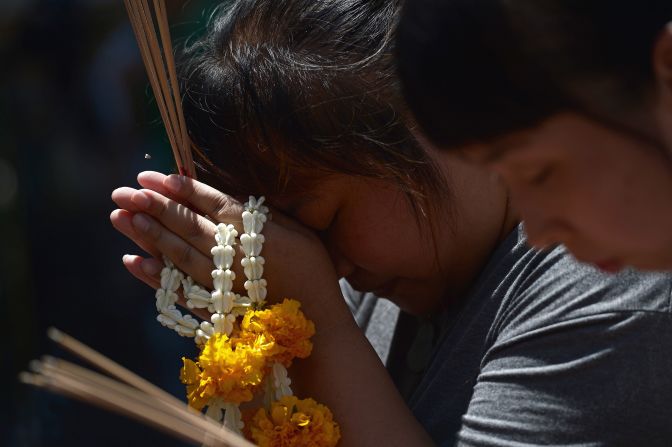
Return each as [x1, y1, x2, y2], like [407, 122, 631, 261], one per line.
[125, 0, 181, 169]
[20, 369, 225, 446]
[153, 0, 194, 172]
[22, 3, 258, 444]
[38, 356, 221, 437]
[124, 0, 196, 178]
[26, 371, 206, 443]
[44, 329, 254, 446]
[136, 0, 189, 175]
[47, 327, 179, 405]
[32, 357, 251, 447]
[21, 330, 256, 447]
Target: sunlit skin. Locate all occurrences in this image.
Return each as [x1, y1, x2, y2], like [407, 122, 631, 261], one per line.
[654, 24, 672, 152]
[463, 113, 672, 272]
[109, 159, 516, 446]
[269, 155, 515, 315]
[111, 152, 516, 318]
[454, 28, 672, 272]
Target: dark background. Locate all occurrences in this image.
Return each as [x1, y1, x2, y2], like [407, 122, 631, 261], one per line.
[1, 1, 220, 445]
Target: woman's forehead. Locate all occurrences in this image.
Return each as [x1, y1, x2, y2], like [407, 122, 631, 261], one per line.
[263, 171, 345, 209]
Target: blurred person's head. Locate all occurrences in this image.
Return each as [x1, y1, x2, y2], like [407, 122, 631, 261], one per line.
[397, 0, 672, 271]
[178, 0, 515, 314]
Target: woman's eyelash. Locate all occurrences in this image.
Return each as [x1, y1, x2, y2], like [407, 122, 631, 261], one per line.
[315, 209, 338, 233]
[526, 166, 553, 185]
[292, 202, 339, 233]
[327, 208, 340, 231]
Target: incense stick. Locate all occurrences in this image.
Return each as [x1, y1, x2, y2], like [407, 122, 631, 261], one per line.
[21, 368, 213, 445]
[30, 357, 247, 446]
[47, 327, 182, 406]
[38, 355, 205, 429]
[20, 329, 255, 447]
[17, 3, 264, 444]
[124, 0, 196, 178]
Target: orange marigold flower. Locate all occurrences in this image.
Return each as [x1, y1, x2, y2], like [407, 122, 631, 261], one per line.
[241, 299, 315, 367]
[245, 396, 341, 447]
[179, 332, 269, 408]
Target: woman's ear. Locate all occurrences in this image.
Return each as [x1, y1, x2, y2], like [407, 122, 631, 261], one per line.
[653, 23, 672, 103]
[653, 23, 672, 150]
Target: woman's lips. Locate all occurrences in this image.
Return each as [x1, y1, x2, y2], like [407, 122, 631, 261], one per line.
[348, 277, 395, 296]
[572, 250, 624, 273]
[593, 259, 624, 273]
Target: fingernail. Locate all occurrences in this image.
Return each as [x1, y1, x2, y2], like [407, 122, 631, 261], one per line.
[132, 191, 151, 210]
[122, 254, 132, 263]
[164, 175, 183, 193]
[132, 214, 151, 232]
[141, 259, 162, 276]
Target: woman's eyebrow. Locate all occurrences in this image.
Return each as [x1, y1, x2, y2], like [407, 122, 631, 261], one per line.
[277, 192, 319, 216]
[480, 148, 509, 164]
[472, 136, 532, 165]
[460, 145, 510, 165]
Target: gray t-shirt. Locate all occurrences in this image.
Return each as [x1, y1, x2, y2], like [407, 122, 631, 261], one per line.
[342, 225, 672, 446]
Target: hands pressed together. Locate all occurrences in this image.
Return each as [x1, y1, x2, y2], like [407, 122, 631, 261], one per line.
[110, 171, 433, 446]
[110, 171, 348, 327]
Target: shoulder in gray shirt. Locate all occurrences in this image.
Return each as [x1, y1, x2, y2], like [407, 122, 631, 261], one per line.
[343, 225, 672, 446]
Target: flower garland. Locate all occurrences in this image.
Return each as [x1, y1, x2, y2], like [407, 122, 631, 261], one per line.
[153, 196, 340, 446]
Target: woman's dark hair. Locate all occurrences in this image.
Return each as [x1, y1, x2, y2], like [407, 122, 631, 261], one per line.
[397, 0, 672, 149]
[179, 0, 446, 215]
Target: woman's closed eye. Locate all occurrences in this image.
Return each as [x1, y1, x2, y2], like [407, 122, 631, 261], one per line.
[521, 165, 554, 186]
[284, 196, 341, 234]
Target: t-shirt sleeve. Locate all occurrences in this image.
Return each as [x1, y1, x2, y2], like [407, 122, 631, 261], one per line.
[339, 279, 399, 364]
[456, 259, 672, 446]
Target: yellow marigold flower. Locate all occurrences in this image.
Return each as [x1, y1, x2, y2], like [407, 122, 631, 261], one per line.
[179, 332, 269, 409]
[241, 299, 315, 367]
[245, 396, 341, 447]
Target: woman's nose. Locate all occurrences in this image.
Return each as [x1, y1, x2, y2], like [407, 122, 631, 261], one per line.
[524, 216, 573, 250]
[321, 234, 355, 278]
[512, 196, 571, 250]
[328, 246, 356, 279]
[333, 256, 356, 279]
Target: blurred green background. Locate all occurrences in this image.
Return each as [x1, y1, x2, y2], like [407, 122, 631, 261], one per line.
[0, 1, 220, 445]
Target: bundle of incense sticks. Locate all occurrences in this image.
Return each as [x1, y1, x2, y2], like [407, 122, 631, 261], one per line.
[18, 2, 248, 444]
[124, 0, 196, 178]
[20, 328, 253, 447]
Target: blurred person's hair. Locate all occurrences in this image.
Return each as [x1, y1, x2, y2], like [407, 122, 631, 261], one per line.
[397, 0, 672, 149]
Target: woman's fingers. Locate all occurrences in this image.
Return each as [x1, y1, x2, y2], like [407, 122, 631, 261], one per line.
[111, 187, 149, 214]
[122, 254, 161, 289]
[115, 172, 340, 314]
[158, 172, 245, 223]
[122, 254, 210, 321]
[136, 171, 184, 204]
[112, 186, 219, 259]
[127, 212, 215, 287]
[110, 208, 162, 259]
[112, 207, 213, 286]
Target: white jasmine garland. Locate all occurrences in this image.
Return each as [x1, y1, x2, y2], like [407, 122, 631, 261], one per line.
[201, 398, 244, 437]
[222, 402, 244, 434]
[241, 255, 264, 281]
[181, 276, 211, 310]
[194, 320, 214, 346]
[262, 362, 293, 409]
[204, 398, 225, 423]
[154, 197, 271, 341]
[153, 197, 278, 433]
[208, 223, 251, 336]
[155, 258, 199, 337]
[270, 362, 293, 400]
[241, 196, 269, 305]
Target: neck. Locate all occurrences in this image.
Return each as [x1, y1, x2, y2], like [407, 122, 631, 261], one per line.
[495, 191, 519, 246]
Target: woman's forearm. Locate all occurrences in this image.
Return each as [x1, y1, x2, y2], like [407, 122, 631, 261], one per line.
[293, 292, 434, 447]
